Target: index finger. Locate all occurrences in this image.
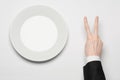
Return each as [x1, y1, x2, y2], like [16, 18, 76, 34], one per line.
[84, 16, 91, 36]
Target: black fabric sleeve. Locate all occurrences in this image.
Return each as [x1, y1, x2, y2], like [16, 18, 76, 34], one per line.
[83, 61, 106, 80]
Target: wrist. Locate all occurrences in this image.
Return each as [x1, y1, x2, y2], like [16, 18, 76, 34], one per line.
[86, 56, 101, 63]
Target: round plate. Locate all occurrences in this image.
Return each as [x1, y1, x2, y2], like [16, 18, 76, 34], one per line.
[9, 5, 68, 62]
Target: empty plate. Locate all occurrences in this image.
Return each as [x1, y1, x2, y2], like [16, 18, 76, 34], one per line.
[9, 5, 68, 62]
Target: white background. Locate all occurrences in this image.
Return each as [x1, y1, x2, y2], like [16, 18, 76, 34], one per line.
[0, 0, 120, 80]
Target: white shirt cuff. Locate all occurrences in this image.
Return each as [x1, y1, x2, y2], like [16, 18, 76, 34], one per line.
[86, 56, 101, 64]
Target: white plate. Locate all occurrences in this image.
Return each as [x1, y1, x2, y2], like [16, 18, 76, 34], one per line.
[9, 5, 68, 62]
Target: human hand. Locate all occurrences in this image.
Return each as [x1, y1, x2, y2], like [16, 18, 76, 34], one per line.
[84, 16, 103, 57]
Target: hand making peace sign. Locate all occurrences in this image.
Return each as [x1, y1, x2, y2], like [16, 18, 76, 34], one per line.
[84, 16, 103, 57]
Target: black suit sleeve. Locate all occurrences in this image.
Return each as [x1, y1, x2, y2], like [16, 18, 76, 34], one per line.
[83, 61, 106, 80]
